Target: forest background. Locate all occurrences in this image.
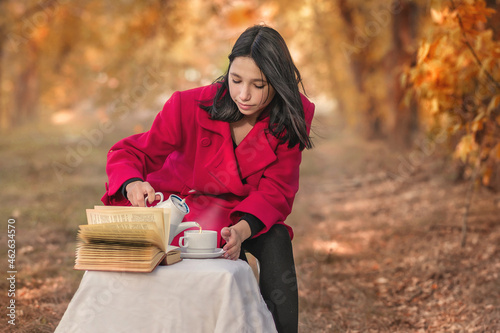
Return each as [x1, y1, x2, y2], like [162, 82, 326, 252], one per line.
[1, 0, 499, 332]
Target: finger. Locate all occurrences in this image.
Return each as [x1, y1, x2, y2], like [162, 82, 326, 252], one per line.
[224, 247, 233, 258]
[127, 189, 138, 207]
[223, 243, 232, 253]
[146, 185, 156, 205]
[225, 247, 240, 260]
[223, 241, 240, 258]
[222, 237, 236, 251]
[126, 182, 141, 207]
[136, 188, 148, 207]
[136, 197, 145, 207]
[134, 192, 145, 207]
[126, 189, 137, 207]
[220, 227, 231, 242]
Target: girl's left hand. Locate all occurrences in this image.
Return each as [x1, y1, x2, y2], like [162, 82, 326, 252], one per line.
[221, 221, 251, 260]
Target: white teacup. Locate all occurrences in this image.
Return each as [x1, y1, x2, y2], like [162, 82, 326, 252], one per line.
[179, 230, 217, 253]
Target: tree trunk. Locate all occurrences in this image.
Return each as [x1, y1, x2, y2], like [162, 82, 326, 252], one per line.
[5, 0, 59, 127]
[387, 1, 419, 147]
[337, 0, 381, 138]
[312, 3, 345, 113]
[0, 28, 6, 130]
[485, 0, 500, 38]
[13, 40, 40, 126]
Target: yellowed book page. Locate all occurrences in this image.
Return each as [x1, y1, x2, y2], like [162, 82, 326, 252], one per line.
[78, 222, 164, 251]
[77, 245, 163, 259]
[74, 251, 165, 273]
[166, 245, 180, 253]
[77, 245, 162, 261]
[86, 207, 168, 246]
[90, 206, 171, 247]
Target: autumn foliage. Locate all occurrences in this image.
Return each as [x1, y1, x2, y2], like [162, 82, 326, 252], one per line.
[1, 0, 500, 188]
[406, 0, 500, 187]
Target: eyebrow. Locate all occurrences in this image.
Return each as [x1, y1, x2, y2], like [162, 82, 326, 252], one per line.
[229, 73, 267, 84]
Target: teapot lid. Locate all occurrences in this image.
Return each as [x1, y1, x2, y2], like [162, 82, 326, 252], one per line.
[170, 194, 189, 214]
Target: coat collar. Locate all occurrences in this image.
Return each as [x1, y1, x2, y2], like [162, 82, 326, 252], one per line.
[234, 119, 277, 180]
[197, 106, 277, 190]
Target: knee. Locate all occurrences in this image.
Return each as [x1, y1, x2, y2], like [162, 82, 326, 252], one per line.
[255, 224, 294, 263]
[243, 224, 294, 265]
[265, 224, 292, 247]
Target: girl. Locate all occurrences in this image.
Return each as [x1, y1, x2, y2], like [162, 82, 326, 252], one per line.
[102, 25, 314, 333]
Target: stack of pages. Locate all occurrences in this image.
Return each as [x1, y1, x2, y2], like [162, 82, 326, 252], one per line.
[75, 206, 181, 273]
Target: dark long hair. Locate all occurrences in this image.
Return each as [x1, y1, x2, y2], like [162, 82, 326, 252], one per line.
[200, 25, 313, 150]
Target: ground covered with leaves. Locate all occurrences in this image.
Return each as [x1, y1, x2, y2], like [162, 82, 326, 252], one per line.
[1, 114, 499, 332]
[292, 116, 500, 332]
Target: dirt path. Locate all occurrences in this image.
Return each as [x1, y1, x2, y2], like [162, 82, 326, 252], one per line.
[290, 115, 500, 332]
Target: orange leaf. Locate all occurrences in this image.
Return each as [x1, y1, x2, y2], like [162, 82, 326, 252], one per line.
[417, 41, 431, 65]
[431, 8, 445, 24]
[226, 5, 257, 27]
[493, 143, 500, 160]
[471, 120, 483, 132]
[482, 167, 492, 186]
[487, 95, 500, 114]
[454, 134, 476, 162]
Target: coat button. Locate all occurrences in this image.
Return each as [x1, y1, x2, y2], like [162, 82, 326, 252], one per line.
[201, 137, 211, 147]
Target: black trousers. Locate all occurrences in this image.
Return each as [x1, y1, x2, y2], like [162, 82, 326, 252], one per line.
[239, 224, 298, 333]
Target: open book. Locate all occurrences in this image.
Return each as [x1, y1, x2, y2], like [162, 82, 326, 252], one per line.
[74, 206, 181, 273]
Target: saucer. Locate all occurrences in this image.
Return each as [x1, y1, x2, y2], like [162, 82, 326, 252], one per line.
[180, 248, 225, 259]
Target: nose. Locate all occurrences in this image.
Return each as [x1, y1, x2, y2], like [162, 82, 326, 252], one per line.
[239, 85, 251, 102]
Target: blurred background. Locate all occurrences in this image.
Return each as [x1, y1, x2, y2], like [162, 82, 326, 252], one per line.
[1, 0, 500, 332]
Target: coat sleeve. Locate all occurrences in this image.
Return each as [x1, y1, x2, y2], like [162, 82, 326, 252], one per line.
[230, 98, 315, 237]
[103, 91, 184, 203]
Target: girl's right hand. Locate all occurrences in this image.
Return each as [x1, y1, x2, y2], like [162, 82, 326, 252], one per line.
[125, 181, 158, 207]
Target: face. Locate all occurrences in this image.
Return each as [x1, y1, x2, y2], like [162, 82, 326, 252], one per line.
[228, 56, 275, 122]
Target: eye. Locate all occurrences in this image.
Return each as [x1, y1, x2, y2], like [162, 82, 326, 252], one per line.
[254, 84, 265, 89]
[232, 79, 241, 84]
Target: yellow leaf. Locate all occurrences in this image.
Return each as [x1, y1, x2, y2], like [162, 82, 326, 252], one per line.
[454, 134, 476, 162]
[402, 90, 413, 108]
[431, 8, 444, 24]
[471, 119, 483, 132]
[487, 94, 500, 114]
[452, 123, 462, 133]
[431, 97, 440, 114]
[473, 111, 485, 122]
[400, 71, 408, 87]
[417, 41, 431, 65]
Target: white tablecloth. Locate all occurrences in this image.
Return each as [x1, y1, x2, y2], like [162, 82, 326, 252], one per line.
[55, 258, 277, 333]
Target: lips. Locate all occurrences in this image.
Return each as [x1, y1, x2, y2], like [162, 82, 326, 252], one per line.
[237, 102, 253, 111]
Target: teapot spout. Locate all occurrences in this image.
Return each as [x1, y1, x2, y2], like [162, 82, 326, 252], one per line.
[175, 221, 200, 235]
[169, 221, 200, 244]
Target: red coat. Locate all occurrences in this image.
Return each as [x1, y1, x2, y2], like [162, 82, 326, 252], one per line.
[102, 84, 315, 246]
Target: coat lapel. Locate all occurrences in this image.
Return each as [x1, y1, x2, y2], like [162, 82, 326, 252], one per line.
[197, 109, 244, 195]
[197, 109, 277, 194]
[235, 120, 277, 180]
